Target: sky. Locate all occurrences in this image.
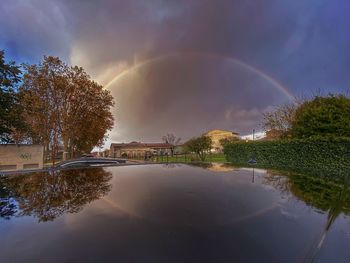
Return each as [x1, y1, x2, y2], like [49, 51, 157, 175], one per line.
[1, 0, 350, 144]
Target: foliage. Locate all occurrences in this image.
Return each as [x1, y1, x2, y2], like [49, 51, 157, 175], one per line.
[0, 183, 17, 219]
[0, 167, 112, 222]
[291, 95, 350, 138]
[0, 50, 27, 143]
[262, 103, 297, 139]
[263, 95, 350, 140]
[185, 135, 212, 161]
[63, 66, 115, 154]
[219, 137, 240, 148]
[263, 170, 350, 215]
[224, 138, 350, 178]
[20, 56, 114, 162]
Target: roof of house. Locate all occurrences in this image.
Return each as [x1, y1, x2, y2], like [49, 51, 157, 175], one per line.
[204, 129, 240, 136]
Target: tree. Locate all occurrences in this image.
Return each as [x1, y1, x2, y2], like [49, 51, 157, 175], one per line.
[219, 137, 240, 148]
[162, 133, 181, 156]
[60, 65, 114, 156]
[20, 56, 67, 163]
[185, 135, 212, 161]
[262, 103, 297, 139]
[0, 50, 26, 143]
[291, 95, 350, 138]
[0, 168, 112, 222]
[20, 56, 114, 163]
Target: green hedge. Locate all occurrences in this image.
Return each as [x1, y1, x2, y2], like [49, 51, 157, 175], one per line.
[223, 138, 350, 179]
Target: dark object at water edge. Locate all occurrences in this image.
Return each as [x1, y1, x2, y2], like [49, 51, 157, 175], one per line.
[248, 159, 257, 165]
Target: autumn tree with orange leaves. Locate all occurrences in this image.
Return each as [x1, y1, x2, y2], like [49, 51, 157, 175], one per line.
[20, 56, 114, 164]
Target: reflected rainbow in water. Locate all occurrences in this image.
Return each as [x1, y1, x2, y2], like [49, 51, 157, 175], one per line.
[0, 164, 349, 262]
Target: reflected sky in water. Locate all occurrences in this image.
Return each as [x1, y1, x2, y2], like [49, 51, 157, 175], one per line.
[1, 164, 349, 262]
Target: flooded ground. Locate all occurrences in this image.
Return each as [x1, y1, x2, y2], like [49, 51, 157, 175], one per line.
[1, 164, 349, 262]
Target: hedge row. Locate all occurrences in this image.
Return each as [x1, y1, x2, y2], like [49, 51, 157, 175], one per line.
[223, 138, 350, 179]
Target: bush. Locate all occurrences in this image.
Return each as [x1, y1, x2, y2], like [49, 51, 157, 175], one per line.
[185, 136, 212, 161]
[291, 95, 350, 138]
[224, 138, 350, 179]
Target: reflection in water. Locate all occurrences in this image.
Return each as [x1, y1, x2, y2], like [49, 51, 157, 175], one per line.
[0, 168, 112, 222]
[206, 163, 237, 172]
[187, 162, 236, 172]
[264, 171, 350, 217]
[187, 163, 350, 218]
[0, 182, 16, 219]
[161, 163, 183, 169]
[263, 170, 350, 261]
[0, 164, 349, 262]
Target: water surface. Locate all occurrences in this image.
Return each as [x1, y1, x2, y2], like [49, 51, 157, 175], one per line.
[1, 164, 349, 262]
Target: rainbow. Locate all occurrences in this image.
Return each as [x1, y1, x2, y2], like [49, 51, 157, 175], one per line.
[104, 52, 294, 101]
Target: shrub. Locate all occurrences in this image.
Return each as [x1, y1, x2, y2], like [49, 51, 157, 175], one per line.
[185, 136, 212, 162]
[291, 95, 350, 138]
[224, 138, 350, 179]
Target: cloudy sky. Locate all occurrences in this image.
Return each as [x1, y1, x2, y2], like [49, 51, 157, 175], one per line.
[1, 0, 350, 144]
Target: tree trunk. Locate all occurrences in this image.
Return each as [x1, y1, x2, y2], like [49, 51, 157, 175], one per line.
[62, 136, 69, 161]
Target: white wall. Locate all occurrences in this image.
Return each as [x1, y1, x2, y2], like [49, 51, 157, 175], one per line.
[0, 144, 44, 171]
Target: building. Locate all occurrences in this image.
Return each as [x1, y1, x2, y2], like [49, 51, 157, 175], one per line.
[91, 149, 110, 158]
[110, 141, 172, 158]
[203, 129, 240, 152]
[0, 144, 44, 171]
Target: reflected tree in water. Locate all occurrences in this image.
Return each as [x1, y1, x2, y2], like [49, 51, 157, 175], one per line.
[0, 183, 17, 219]
[0, 168, 112, 222]
[263, 171, 350, 260]
[263, 171, 350, 216]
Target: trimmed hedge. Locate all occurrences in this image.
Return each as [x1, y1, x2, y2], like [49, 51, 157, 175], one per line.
[223, 138, 350, 178]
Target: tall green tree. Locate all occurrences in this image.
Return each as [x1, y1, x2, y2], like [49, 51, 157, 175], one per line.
[0, 50, 26, 143]
[185, 135, 212, 161]
[291, 95, 350, 138]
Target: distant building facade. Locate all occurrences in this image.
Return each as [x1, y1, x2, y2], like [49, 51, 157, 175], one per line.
[0, 144, 44, 171]
[110, 141, 172, 158]
[91, 149, 110, 158]
[203, 129, 240, 152]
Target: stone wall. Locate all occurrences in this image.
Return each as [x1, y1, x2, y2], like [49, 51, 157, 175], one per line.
[0, 144, 44, 171]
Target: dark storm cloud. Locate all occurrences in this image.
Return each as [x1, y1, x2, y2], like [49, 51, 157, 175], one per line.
[107, 54, 291, 142]
[0, 0, 71, 62]
[1, 0, 350, 142]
